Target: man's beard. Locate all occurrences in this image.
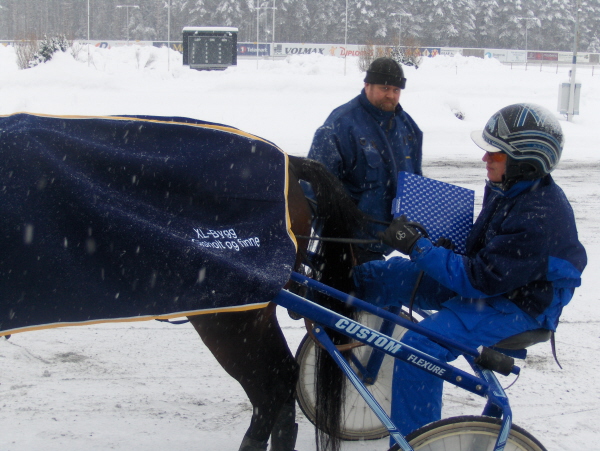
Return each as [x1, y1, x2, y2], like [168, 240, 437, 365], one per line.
[377, 101, 396, 112]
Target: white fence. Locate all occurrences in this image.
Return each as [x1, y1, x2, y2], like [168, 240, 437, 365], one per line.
[2, 40, 598, 65]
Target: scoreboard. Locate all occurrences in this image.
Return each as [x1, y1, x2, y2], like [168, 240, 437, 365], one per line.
[182, 27, 237, 70]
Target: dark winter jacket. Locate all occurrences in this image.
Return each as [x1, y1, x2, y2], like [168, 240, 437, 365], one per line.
[307, 89, 423, 254]
[355, 174, 587, 330]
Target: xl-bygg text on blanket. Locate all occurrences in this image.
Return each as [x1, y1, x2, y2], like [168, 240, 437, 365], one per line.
[0, 113, 297, 336]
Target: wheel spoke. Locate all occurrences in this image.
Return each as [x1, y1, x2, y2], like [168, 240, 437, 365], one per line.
[296, 311, 410, 440]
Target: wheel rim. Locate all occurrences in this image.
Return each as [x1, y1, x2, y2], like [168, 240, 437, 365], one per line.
[407, 417, 547, 451]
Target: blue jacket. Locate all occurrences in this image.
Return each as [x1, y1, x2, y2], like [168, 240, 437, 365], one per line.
[355, 174, 587, 330]
[308, 89, 423, 254]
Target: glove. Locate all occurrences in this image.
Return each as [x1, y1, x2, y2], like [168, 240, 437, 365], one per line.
[378, 215, 428, 255]
[435, 236, 454, 251]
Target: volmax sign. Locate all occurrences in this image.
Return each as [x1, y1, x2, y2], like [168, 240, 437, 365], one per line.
[273, 43, 367, 57]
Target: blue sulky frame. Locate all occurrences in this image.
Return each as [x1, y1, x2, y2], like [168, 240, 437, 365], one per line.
[274, 272, 519, 451]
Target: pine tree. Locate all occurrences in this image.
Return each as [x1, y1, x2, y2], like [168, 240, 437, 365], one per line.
[473, 0, 500, 48]
[495, 0, 530, 50]
[588, 34, 600, 53]
[29, 34, 69, 68]
[577, 0, 600, 53]
[1, 0, 599, 52]
[529, 0, 569, 51]
[212, 0, 245, 28]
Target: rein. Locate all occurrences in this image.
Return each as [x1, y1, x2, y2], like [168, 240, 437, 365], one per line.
[295, 235, 380, 245]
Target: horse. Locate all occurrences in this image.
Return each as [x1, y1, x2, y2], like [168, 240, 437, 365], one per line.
[188, 155, 370, 451]
[0, 114, 372, 451]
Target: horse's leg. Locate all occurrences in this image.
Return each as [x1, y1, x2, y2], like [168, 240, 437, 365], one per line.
[188, 305, 298, 450]
[188, 165, 311, 451]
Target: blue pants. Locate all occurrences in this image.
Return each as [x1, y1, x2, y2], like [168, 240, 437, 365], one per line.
[353, 257, 543, 438]
[391, 297, 541, 437]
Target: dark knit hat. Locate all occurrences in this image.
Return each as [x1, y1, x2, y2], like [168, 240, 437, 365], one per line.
[364, 57, 406, 89]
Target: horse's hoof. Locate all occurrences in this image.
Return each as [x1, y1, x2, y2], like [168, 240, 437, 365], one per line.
[269, 423, 298, 451]
[238, 436, 268, 451]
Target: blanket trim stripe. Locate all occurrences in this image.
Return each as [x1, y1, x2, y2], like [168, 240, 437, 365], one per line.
[1, 112, 272, 145]
[0, 301, 271, 337]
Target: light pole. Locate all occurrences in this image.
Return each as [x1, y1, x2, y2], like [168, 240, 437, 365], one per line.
[344, 0, 348, 75]
[116, 5, 139, 42]
[87, 0, 90, 65]
[256, 0, 259, 68]
[272, 0, 276, 60]
[392, 11, 411, 47]
[253, 1, 276, 68]
[260, 2, 276, 58]
[567, 0, 582, 122]
[167, 0, 171, 70]
[516, 16, 537, 55]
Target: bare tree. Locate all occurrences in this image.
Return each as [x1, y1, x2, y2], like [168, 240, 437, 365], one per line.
[357, 41, 392, 72]
[14, 35, 39, 70]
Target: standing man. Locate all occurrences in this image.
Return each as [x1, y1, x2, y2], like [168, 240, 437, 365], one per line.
[308, 57, 423, 263]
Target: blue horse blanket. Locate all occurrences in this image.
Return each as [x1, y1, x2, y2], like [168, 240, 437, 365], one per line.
[0, 113, 297, 336]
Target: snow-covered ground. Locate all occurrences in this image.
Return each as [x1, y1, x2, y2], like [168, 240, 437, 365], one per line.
[0, 44, 599, 450]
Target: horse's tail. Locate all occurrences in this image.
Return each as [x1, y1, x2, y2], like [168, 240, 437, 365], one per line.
[288, 155, 370, 451]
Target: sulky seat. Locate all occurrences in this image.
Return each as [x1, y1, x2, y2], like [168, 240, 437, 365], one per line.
[494, 328, 552, 350]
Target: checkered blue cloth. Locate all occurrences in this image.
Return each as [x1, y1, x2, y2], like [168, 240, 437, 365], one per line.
[392, 172, 474, 254]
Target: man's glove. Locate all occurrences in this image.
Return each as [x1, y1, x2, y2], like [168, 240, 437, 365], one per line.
[378, 215, 428, 255]
[435, 236, 454, 251]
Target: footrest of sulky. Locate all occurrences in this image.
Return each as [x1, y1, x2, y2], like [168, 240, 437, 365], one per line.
[474, 346, 515, 376]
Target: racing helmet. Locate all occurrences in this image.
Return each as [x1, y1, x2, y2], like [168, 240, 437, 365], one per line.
[470, 103, 564, 184]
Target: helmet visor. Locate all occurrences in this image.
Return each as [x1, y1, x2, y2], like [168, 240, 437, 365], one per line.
[470, 130, 504, 153]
